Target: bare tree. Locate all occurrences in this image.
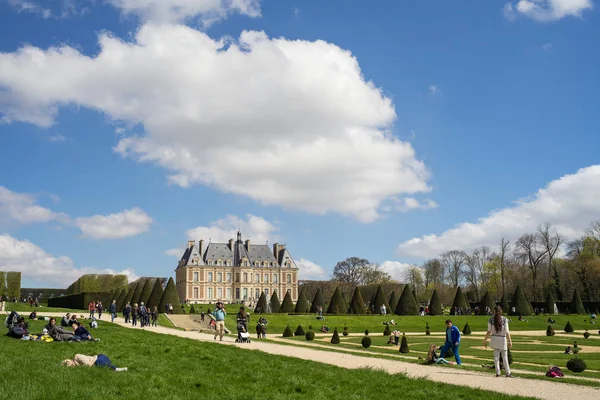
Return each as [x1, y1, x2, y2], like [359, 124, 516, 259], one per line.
[331, 257, 370, 286]
[499, 238, 510, 297]
[441, 250, 467, 287]
[464, 246, 492, 301]
[422, 259, 443, 288]
[586, 220, 600, 257]
[515, 233, 549, 301]
[362, 264, 392, 285]
[537, 222, 563, 278]
[403, 265, 425, 298]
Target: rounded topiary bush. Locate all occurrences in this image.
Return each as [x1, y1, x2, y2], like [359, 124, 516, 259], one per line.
[546, 325, 555, 336]
[305, 331, 315, 341]
[361, 336, 372, 348]
[462, 323, 471, 335]
[282, 325, 294, 337]
[364, 329, 369, 336]
[425, 322, 430, 336]
[583, 330, 590, 339]
[399, 333, 409, 353]
[564, 321, 574, 333]
[331, 328, 340, 344]
[308, 325, 313, 331]
[567, 358, 587, 373]
[295, 325, 305, 336]
[383, 325, 391, 336]
[343, 326, 349, 336]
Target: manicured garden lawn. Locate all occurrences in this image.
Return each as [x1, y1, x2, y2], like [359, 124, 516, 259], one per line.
[0, 319, 533, 400]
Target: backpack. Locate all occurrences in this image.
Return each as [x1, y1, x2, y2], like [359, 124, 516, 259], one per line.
[90, 320, 98, 329]
[7, 325, 27, 339]
[4, 311, 20, 329]
[546, 366, 564, 378]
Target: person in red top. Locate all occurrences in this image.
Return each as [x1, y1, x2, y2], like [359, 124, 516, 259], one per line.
[88, 301, 96, 319]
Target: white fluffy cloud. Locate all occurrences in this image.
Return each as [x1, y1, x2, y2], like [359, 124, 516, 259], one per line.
[75, 207, 153, 239]
[504, 0, 593, 22]
[393, 197, 438, 213]
[107, 0, 261, 25]
[397, 165, 600, 258]
[380, 260, 413, 281]
[0, 234, 138, 287]
[0, 24, 431, 222]
[296, 258, 326, 280]
[0, 186, 68, 226]
[186, 214, 279, 245]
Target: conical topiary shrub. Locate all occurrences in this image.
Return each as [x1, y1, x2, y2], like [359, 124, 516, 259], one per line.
[500, 293, 510, 314]
[370, 285, 391, 315]
[478, 291, 496, 314]
[428, 289, 443, 316]
[189, 305, 196, 314]
[305, 331, 315, 341]
[121, 283, 137, 312]
[343, 326, 349, 336]
[255, 291, 268, 313]
[399, 333, 409, 353]
[564, 321, 574, 333]
[280, 291, 295, 313]
[270, 291, 281, 314]
[159, 277, 182, 314]
[462, 323, 471, 335]
[546, 325, 555, 336]
[294, 288, 310, 313]
[327, 287, 347, 315]
[294, 325, 305, 336]
[309, 288, 325, 313]
[309, 325, 313, 331]
[138, 278, 154, 306]
[347, 287, 367, 314]
[451, 287, 469, 313]
[331, 328, 340, 344]
[511, 286, 533, 316]
[583, 330, 590, 339]
[131, 279, 146, 306]
[383, 325, 391, 336]
[388, 291, 399, 312]
[116, 287, 128, 311]
[545, 290, 556, 315]
[147, 278, 164, 310]
[571, 288, 586, 314]
[361, 336, 372, 348]
[426, 322, 431, 336]
[282, 325, 294, 337]
[395, 284, 419, 315]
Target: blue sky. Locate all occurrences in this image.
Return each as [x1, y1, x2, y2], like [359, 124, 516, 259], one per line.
[1, 0, 599, 288]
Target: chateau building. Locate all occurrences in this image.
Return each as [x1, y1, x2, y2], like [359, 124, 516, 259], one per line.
[175, 232, 299, 304]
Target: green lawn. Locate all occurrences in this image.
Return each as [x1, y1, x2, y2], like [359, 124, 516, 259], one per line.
[0, 319, 533, 400]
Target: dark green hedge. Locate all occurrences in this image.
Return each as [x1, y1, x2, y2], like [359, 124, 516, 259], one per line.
[48, 292, 113, 309]
[66, 274, 128, 295]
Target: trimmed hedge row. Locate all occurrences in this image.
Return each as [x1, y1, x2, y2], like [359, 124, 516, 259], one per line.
[0, 272, 21, 299]
[66, 274, 128, 295]
[48, 291, 114, 309]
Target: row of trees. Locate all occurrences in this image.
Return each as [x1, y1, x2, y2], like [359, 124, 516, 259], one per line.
[115, 277, 180, 314]
[401, 221, 600, 304]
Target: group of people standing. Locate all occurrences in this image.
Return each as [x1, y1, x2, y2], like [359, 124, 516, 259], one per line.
[122, 302, 159, 327]
[88, 301, 104, 319]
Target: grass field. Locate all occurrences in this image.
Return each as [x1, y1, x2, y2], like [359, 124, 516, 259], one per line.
[0, 319, 534, 400]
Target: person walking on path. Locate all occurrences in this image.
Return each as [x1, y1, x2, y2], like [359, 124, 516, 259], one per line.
[484, 306, 513, 378]
[213, 301, 227, 341]
[124, 302, 131, 324]
[88, 301, 96, 319]
[110, 300, 117, 323]
[439, 319, 462, 365]
[97, 301, 103, 319]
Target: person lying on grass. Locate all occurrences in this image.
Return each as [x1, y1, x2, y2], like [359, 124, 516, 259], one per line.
[62, 354, 127, 371]
[45, 317, 73, 342]
[423, 344, 453, 365]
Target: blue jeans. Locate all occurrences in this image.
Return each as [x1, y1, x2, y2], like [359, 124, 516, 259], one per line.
[73, 335, 90, 341]
[440, 342, 462, 364]
[94, 354, 116, 370]
[111, 312, 116, 322]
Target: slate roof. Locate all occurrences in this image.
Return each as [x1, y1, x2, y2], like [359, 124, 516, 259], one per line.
[203, 243, 234, 262]
[278, 248, 297, 268]
[186, 245, 204, 266]
[247, 244, 278, 265]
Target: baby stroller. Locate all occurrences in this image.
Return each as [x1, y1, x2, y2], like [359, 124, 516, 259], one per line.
[235, 319, 251, 343]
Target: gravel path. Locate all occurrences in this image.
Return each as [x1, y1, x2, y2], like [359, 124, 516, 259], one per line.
[27, 312, 600, 399]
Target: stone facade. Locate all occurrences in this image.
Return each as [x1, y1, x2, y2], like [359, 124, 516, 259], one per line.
[175, 232, 298, 304]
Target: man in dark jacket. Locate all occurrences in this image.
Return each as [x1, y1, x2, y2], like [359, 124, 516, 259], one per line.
[439, 319, 462, 365]
[110, 300, 117, 323]
[72, 322, 93, 341]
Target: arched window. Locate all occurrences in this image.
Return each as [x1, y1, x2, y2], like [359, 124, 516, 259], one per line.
[255, 262, 259, 267]
[217, 260, 222, 266]
[226, 260, 231, 266]
[243, 260, 248, 267]
[263, 261, 268, 268]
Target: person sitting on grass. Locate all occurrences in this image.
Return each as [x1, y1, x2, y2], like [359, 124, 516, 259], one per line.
[68, 314, 79, 326]
[387, 335, 395, 345]
[60, 313, 71, 327]
[547, 317, 555, 324]
[71, 322, 98, 342]
[321, 325, 329, 333]
[518, 315, 528, 322]
[7, 317, 29, 339]
[45, 318, 73, 342]
[29, 310, 37, 319]
[62, 354, 127, 371]
[424, 344, 452, 365]
[565, 346, 573, 354]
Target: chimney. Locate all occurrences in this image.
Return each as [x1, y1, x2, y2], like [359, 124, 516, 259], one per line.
[245, 239, 250, 252]
[273, 243, 279, 260]
[187, 240, 195, 250]
[199, 239, 204, 256]
[228, 239, 234, 251]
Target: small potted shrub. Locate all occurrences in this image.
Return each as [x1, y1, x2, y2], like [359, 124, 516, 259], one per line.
[399, 333, 409, 353]
[282, 325, 294, 337]
[305, 331, 315, 341]
[564, 321, 574, 333]
[425, 322, 430, 336]
[567, 341, 586, 373]
[583, 330, 590, 339]
[364, 329, 369, 336]
[546, 325, 555, 336]
[361, 336, 372, 348]
[383, 325, 391, 336]
[294, 325, 305, 336]
[343, 326, 349, 336]
[331, 328, 340, 344]
[462, 323, 471, 335]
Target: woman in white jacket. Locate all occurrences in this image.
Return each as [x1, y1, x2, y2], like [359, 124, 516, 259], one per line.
[484, 306, 513, 378]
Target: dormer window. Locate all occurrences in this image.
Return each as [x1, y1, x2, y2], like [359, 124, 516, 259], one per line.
[208, 260, 213, 266]
[243, 260, 248, 267]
